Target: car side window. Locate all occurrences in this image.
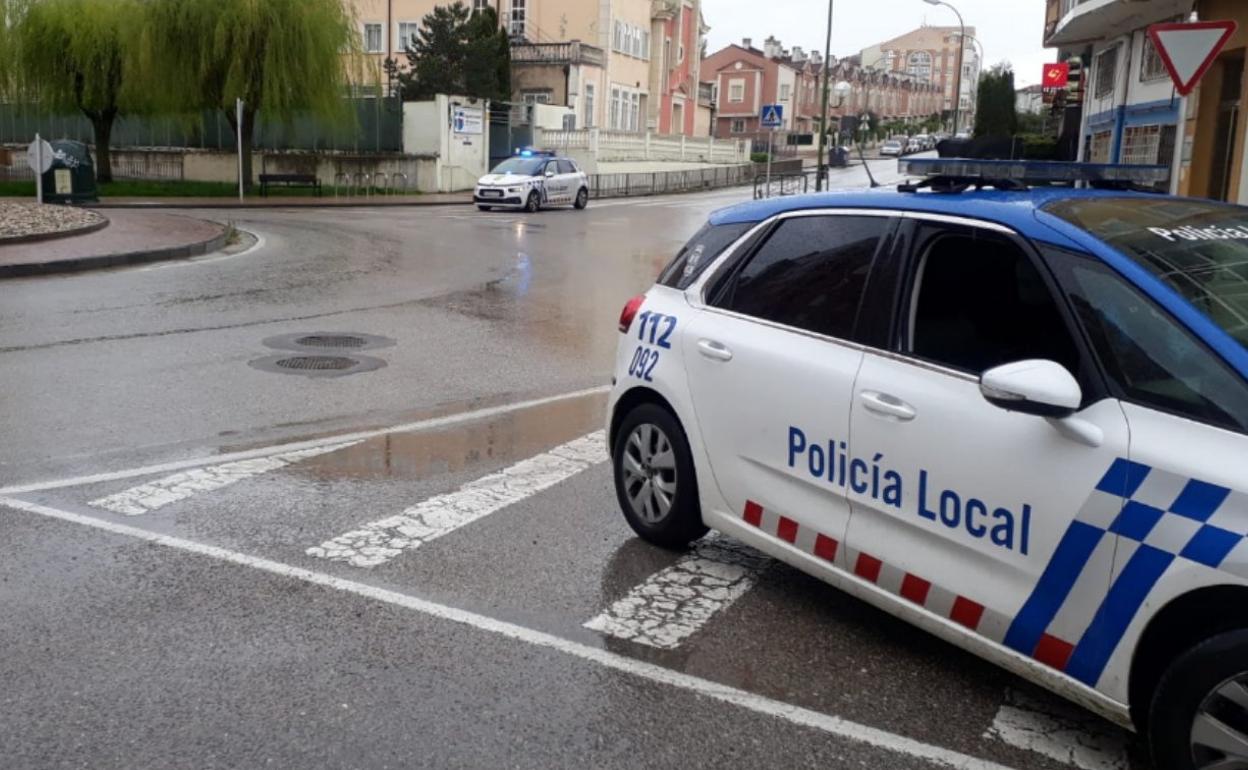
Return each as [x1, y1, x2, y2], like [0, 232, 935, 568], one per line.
[905, 225, 1082, 377]
[711, 215, 888, 341]
[1045, 246, 1248, 434]
[544, 161, 559, 176]
[557, 160, 577, 175]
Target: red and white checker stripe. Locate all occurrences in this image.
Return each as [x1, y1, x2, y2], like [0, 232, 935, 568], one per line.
[741, 500, 1077, 671]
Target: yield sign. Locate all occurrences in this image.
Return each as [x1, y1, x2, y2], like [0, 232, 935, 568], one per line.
[1148, 21, 1239, 96]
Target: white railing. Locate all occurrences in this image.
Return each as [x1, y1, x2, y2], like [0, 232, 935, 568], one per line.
[534, 128, 749, 164]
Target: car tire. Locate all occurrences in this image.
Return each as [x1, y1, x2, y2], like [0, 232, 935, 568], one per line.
[574, 188, 589, 210]
[612, 403, 707, 550]
[525, 192, 541, 213]
[477, 205, 492, 212]
[1149, 629, 1248, 770]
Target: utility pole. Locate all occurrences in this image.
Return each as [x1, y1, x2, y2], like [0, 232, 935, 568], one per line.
[815, 0, 835, 191]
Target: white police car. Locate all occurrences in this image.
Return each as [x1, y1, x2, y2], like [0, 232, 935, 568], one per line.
[606, 159, 1248, 770]
[474, 150, 589, 213]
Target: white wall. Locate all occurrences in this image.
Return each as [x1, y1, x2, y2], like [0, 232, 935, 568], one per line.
[532, 103, 576, 130]
[402, 95, 489, 192]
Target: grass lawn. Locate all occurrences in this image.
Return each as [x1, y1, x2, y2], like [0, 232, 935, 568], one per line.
[0, 178, 409, 198]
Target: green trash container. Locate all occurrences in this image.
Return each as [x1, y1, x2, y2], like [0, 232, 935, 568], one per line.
[40, 140, 98, 204]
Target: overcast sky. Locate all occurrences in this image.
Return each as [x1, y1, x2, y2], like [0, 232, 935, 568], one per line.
[703, 0, 1050, 87]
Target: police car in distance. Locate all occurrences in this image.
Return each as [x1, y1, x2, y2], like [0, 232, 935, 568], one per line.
[474, 150, 590, 213]
[606, 158, 1248, 770]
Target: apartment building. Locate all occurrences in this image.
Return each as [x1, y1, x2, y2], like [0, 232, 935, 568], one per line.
[1042, 0, 1248, 198]
[861, 25, 980, 132]
[349, 0, 501, 68]
[345, 0, 708, 135]
[703, 37, 942, 140]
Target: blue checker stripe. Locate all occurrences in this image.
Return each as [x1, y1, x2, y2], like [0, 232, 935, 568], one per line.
[1066, 544, 1175, 686]
[1109, 501, 1165, 542]
[1169, 479, 1232, 523]
[1003, 521, 1105, 658]
[1095, 458, 1151, 497]
[1180, 525, 1243, 567]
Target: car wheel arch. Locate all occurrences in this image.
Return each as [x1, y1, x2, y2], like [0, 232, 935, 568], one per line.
[610, 386, 685, 452]
[1128, 583, 1248, 731]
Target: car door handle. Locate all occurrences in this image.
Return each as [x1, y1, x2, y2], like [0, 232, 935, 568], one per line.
[697, 339, 733, 362]
[859, 391, 916, 421]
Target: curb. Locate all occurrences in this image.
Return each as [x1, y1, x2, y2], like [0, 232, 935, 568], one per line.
[0, 223, 233, 279]
[0, 216, 110, 246]
[89, 198, 472, 210]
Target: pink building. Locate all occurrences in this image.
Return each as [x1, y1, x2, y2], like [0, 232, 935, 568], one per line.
[650, 0, 708, 136]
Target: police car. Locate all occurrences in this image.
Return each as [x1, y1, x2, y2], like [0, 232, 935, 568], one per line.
[606, 159, 1248, 770]
[474, 150, 590, 213]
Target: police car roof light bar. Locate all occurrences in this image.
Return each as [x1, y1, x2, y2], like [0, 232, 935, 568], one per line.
[897, 158, 1171, 193]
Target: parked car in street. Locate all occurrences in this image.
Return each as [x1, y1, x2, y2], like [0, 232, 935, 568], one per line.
[880, 139, 905, 157]
[607, 157, 1248, 770]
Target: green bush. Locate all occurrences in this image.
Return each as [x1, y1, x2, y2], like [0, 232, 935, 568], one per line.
[750, 152, 770, 163]
[1019, 134, 1060, 161]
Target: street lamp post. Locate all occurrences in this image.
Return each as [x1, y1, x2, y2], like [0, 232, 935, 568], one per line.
[816, 0, 835, 191]
[923, 0, 964, 135]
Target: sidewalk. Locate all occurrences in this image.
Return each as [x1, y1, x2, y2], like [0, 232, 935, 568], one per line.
[0, 209, 229, 278]
[89, 193, 471, 210]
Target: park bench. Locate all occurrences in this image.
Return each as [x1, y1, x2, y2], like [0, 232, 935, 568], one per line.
[259, 173, 321, 197]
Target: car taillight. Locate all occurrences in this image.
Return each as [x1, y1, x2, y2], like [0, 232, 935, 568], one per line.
[619, 294, 645, 333]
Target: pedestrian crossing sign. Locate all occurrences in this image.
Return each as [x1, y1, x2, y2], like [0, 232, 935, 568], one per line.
[760, 104, 784, 129]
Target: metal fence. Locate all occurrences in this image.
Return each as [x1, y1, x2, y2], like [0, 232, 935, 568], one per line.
[0, 99, 403, 153]
[589, 164, 754, 198]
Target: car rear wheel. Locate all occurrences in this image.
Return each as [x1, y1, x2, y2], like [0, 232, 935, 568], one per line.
[612, 403, 707, 550]
[574, 188, 589, 210]
[1149, 630, 1248, 770]
[525, 192, 541, 213]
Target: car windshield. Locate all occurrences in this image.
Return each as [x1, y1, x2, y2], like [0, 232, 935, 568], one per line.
[490, 157, 545, 176]
[1045, 197, 1248, 348]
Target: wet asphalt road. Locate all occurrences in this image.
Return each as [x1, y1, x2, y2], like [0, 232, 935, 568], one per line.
[0, 159, 1149, 769]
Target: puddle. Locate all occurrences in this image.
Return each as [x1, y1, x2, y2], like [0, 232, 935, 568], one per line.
[294, 389, 609, 481]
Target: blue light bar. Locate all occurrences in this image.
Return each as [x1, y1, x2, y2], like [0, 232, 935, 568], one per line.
[899, 158, 1170, 185]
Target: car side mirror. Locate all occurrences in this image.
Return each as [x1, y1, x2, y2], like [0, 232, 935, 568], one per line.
[545, 170, 556, 178]
[979, 360, 1081, 418]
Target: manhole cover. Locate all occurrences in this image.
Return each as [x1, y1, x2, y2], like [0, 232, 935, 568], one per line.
[293, 334, 368, 349]
[262, 331, 396, 353]
[249, 353, 387, 378]
[276, 355, 358, 371]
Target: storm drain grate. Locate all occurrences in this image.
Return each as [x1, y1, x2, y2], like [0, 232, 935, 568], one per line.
[293, 334, 368, 350]
[275, 356, 358, 371]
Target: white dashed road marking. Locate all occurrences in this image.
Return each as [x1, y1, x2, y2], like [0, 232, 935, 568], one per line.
[306, 431, 607, 568]
[88, 442, 359, 516]
[584, 536, 771, 649]
[0, 386, 609, 497]
[0, 495, 1017, 770]
[984, 688, 1132, 770]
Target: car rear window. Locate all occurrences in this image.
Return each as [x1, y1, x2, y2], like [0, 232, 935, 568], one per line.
[1045, 196, 1248, 349]
[658, 221, 756, 290]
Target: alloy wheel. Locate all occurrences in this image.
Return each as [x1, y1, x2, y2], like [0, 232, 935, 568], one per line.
[621, 423, 677, 524]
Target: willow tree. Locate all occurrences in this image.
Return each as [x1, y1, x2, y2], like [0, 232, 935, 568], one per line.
[3, 0, 143, 182]
[142, 0, 358, 192]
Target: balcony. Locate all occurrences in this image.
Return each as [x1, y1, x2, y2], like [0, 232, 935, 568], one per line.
[510, 42, 605, 68]
[652, 0, 680, 21]
[1046, 0, 1190, 47]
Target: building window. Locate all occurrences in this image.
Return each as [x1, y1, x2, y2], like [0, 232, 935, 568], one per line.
[908, 51, 932, 81]
[363, 23, 383, 53]
[630, 92, 640, 131]
[584, 84, 595, 128]
[613, 21, 623, 51]
[1088, 130, 1112, 163]
[729, 79, 745, 102]
[1141, 35, 1168, 82]
[1120, 123, 1178, 166]
[473, 0, 491, 10]
[780, 84, 791, 101]
[610, 88, 621, 129]
[510, 0, 526, 37]
[1095, 46, 1118, 98]
[884, 50, 897, 70]
[522, 91, 551, 105]
[397, 22, 420, 53]
[731, 119, 746, 133]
